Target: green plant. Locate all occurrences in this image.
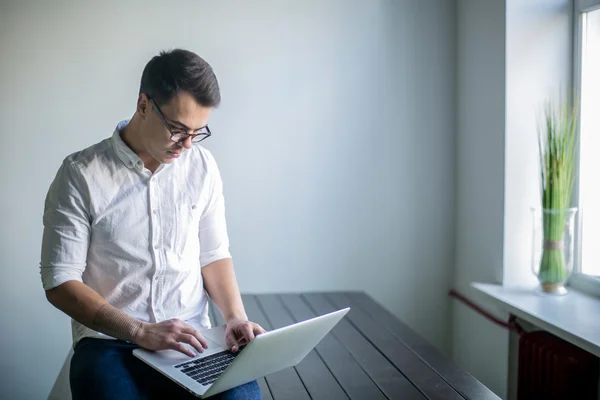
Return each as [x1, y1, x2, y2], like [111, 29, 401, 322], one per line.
[536, 97, 578, 285]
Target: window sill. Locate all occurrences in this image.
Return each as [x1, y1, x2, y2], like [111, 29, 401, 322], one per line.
[472, 282, 600, 358]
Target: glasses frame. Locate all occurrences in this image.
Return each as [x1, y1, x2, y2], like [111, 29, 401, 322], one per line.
[148, 97, 211, 144]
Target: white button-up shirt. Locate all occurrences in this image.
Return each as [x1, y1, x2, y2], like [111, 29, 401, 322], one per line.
[40, 120, 231, 345]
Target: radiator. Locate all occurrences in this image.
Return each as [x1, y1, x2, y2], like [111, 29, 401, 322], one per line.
[518, 330, 599, 399]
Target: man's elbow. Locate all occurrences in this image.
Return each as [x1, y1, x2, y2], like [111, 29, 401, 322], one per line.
[44, 280, 82, 307]
[45, 281, 69, 305]
[45, 287, 58, 305]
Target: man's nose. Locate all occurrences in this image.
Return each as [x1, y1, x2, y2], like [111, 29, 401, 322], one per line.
[182, 136, 193, 149]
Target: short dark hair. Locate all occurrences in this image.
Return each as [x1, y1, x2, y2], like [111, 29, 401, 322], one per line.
[139, 49, 221, 107]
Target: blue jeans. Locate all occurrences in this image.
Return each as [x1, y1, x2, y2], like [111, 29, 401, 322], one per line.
[70, 338, 261, 400]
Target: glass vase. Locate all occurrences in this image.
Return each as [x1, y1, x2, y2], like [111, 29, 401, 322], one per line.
[531, 208, 578, 295]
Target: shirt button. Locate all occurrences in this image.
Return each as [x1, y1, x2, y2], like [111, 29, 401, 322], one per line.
[154, 244, 159, 249]
[191, 205, 197, 210]
[152, 209, 157, 215]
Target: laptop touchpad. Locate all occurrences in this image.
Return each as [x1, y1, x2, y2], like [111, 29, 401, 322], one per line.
[200, 325, 228, 348]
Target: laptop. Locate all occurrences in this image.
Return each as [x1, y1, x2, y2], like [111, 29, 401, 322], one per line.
[133, 307, 350, 398]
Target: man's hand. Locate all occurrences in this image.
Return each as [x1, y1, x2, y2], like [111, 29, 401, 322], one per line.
[135, 318, 209, 357]
[225, 318, 266, 353]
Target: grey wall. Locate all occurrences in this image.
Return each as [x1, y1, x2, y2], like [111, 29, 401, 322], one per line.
[453, 0, 509, 398]
[0, 1, 456, 398]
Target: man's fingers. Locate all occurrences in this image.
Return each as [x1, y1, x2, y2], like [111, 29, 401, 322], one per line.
[225, 320, 267, 353]
[226, 334, 239, 352]
[170, 341, 195, 357]
[196, 333, 209, 349]
[181, 326, 209, 349]
[241, 324, 255, 342]
[177, 333, 205, 354]
[253, 323, 267, 335]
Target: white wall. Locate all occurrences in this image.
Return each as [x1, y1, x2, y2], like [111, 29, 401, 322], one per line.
[453, 0, 573, 398]
[0, 1, 456, 398]
[504, 1, 572, 399]
[504, 0, 573, 287]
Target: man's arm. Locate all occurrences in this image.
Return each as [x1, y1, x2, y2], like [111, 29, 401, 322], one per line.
[198, 151, 265, 351]
[46, 280, 208, 357]
[202, 258, 265, 352]
[201, 258, 247, 322]
[41, 161, 206, 357]
[45, 280, 142, 343]
[41, 161, 143, 344]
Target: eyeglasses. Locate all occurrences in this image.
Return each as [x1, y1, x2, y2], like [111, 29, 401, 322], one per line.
[149, 97, 211, 143]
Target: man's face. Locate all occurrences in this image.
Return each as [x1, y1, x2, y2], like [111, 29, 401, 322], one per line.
[140, 91, 212, 165]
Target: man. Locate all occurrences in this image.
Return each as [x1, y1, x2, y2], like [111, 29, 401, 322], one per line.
[40, 49, 264, 399]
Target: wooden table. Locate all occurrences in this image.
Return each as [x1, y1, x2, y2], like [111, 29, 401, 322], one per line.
[209, 292, 499, 400]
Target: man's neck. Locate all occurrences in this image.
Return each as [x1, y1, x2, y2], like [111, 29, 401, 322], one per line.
[121, 115, 160, 173]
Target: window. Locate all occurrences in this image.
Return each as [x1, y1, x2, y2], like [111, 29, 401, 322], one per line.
[571, 0, 600, 293]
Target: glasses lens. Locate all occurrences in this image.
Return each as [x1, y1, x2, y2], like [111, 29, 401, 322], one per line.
[192, 135, 208, 143]
[171, 133, 188, 142]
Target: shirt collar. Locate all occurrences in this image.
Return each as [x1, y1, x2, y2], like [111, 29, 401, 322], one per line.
[111, 120, 145, 171]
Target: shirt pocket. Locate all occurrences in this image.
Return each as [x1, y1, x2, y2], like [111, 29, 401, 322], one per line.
[174, 202, 202, 257]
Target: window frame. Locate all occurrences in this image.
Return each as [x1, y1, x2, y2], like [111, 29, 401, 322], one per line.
[569, 0, 600, 296]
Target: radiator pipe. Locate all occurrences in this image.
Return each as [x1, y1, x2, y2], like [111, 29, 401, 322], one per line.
[449, 289, 525, 335]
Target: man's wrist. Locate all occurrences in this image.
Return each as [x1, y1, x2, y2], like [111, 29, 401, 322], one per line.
[224, 314, 248, 324]
[134, 322, 150, 343]
[92, 303, 144, 343]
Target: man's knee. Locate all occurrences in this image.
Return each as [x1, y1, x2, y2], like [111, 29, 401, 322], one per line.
[218, 380, 262, 400]
[69, 339, 144, 400]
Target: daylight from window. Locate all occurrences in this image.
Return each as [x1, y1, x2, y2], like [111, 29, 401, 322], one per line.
[579, 8, 600, 276]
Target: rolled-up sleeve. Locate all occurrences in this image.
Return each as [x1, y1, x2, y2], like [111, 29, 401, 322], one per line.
[40, 159, 91, 290]
[199, 152, 231, 267]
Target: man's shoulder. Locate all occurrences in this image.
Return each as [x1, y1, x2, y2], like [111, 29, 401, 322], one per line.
[63, 137, 113, 171]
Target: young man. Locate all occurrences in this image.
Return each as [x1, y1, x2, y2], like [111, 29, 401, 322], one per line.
[40, 49, 264, 399]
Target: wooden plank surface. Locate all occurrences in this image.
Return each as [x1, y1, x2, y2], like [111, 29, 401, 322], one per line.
[242, 295, 311, 400]
[303, 293, 426, 400]
[255, 294, 349, 400]
[206, 292, 496, 400]
[280, 294, 387, 400]
[327, 292, 464, 400]
[347, 292, 501, 400]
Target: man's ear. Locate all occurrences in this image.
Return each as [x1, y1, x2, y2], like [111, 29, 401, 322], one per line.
[137, 94, 149, 120]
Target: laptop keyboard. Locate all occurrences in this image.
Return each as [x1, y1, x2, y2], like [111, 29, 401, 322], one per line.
[174, 349, 241, 386]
